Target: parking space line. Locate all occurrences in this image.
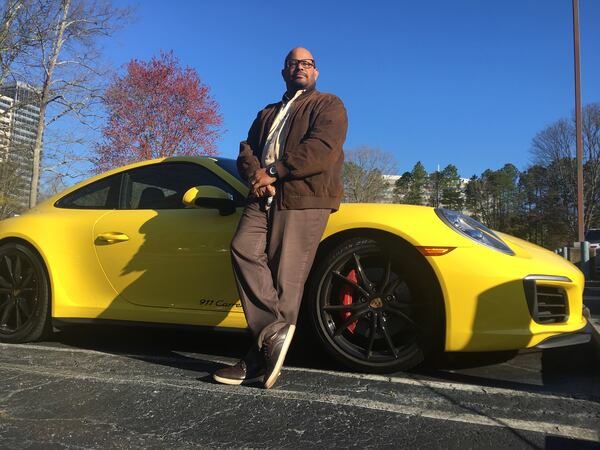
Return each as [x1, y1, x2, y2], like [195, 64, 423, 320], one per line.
[0, 362, 598, 443]
[0, 342, 595, 404]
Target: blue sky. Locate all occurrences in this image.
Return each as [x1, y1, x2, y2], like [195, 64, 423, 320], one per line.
[102, 0, 600, 178]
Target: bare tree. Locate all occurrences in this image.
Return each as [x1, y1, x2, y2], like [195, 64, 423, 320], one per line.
[531, 119, 576, 234]
[582, 104, 600, 229]
[343, 146, 397, 203]
[6, 0, 131, 208]
[0, 0, 30, 86]
[0, 143, 27, 216]
[0, 1, 41, 215]
[531, 103, 600, 235]
[39, 129, 92, 196]
[1, 0, 31, 165]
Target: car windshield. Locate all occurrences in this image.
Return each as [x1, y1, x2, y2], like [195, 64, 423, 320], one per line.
[214, 158, 248, 186]
[585, 229, 600, 242]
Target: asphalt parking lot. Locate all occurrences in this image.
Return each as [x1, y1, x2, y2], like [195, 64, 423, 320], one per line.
[0, 325, 599, 449]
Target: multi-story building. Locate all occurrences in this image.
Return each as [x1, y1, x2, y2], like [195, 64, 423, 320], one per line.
[0, 81, 41, 211]
[381, 174, 401, 203]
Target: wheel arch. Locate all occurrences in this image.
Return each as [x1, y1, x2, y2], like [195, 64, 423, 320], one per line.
[0, 236, 53, 314]
[310, 227, 447, 352]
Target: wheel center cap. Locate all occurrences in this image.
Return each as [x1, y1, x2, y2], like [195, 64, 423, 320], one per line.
[370, 297, 383, 309]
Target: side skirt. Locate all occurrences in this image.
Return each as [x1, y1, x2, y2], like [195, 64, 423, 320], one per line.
[52, 318, 250, 335]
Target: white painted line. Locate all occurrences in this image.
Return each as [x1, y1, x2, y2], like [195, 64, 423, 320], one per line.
[0, 363, 598, 443]
[0, 342, 120, 357]
[157, 352, 600, 405]
[283, 365, 571, 400]
[0, 342, 596, 405]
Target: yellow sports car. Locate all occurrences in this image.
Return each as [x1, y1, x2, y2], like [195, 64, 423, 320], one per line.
[0, 156, 589, 372]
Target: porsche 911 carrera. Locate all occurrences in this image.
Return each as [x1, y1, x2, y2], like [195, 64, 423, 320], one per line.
[0, 156, 589, 373]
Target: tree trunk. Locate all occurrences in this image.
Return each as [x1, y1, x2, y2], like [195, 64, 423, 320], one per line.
[29, 0, 71, 209]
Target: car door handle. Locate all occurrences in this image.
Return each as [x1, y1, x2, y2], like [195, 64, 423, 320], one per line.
[96, 232, 130, 244]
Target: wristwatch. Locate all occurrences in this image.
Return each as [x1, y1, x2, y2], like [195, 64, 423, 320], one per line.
[266, 163, 279, 178]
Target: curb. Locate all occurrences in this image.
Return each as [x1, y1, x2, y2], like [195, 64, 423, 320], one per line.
[583, 306, 600, 358]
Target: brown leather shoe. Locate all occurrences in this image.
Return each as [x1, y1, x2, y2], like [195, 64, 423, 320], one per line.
[213, 348, 264, 385]
[262, 324, 296, 389]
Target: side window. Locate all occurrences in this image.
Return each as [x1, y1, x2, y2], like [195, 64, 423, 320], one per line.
[55, 174, 121, 209]
[121, 162, 244, 210]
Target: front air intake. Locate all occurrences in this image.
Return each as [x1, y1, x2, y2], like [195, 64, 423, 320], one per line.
[535, 286, 569, 324]
[523, 279, 569, 324]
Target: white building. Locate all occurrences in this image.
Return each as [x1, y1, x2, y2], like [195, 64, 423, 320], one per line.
[381, 174, 401, 203]
[0, 81, 41, 210]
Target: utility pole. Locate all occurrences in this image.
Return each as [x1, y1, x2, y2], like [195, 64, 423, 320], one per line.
[573, 0, 584, 242]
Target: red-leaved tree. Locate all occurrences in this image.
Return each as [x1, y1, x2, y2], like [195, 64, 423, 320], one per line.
[95, 51, 223, 172]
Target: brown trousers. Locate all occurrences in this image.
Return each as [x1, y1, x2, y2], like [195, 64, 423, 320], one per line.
[230, 200, 330, 348]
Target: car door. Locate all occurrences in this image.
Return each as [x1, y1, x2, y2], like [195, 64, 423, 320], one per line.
[51, 171, 124, 313]
[93, 161, 245, 312]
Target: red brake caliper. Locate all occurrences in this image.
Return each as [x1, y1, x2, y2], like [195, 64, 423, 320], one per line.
[339, 269, 358, 333]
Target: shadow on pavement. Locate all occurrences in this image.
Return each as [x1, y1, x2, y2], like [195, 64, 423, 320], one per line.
[545, 435, 600, 449]
[48, 323, 341, 374]
[414, 343, 600, 401]
[47, 324, 600, 400]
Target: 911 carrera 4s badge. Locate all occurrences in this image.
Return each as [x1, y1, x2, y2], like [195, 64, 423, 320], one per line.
[199, 298, 242, 309]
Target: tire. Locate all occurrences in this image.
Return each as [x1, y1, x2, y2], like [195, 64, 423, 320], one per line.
[0, 242, 51, 343]
[307, 237, 442, 373]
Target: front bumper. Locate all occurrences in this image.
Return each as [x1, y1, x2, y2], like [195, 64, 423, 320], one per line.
[429, 235, 587, 352]
[534, 321, 591, 349]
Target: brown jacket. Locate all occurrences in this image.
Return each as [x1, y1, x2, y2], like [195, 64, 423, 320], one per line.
[237, 88, 348, 211]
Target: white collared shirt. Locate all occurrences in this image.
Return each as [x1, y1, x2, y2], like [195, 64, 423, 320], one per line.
[261, 89, 304, 168]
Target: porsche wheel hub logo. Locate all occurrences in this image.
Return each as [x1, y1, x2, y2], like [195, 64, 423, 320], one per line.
[370, 297, 383, 309]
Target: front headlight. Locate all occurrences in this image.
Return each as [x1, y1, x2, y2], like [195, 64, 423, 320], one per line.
[435, 208, 515, 256]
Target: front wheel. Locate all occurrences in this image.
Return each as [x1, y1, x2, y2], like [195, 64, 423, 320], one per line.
[0, 242, 51, 343]
[307, 238, 442, 373]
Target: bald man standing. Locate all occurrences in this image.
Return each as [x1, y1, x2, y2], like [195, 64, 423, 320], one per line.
[213, 48, 348, 389]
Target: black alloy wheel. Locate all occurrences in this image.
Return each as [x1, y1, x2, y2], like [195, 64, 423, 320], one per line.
[0, 242, 50, 343]
[308, 238, 441, 373]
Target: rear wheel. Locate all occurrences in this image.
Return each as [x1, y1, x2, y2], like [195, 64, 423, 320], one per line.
[0, 242, 50, 343]
[307, 238, 442, 373]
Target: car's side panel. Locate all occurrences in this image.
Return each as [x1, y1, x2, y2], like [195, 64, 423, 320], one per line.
[23, 157, 252, 330]
[79, 301, 249, 329]
[0, 209, 250, 330]
[93, 208, 243, 313]
[0, 210, 120, 318]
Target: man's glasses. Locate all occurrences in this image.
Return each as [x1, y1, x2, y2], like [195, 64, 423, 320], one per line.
[285, 59, 315, 69]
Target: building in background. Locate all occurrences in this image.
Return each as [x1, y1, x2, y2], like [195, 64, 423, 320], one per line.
[381, 174, 400, 203]
[0, 81, 41, 212]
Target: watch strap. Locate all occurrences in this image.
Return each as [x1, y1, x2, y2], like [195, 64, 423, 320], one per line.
[267, 163, 278, 178]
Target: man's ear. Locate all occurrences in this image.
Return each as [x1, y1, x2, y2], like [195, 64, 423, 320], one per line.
[281, 68, 287, 82]
[314, 68, 319, 82]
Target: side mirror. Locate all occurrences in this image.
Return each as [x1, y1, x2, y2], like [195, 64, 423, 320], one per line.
[182, 186, 237, 216]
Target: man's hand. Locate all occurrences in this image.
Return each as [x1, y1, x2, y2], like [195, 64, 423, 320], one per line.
[251, 168, 277, 190]
[253, 184, 276, 198]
